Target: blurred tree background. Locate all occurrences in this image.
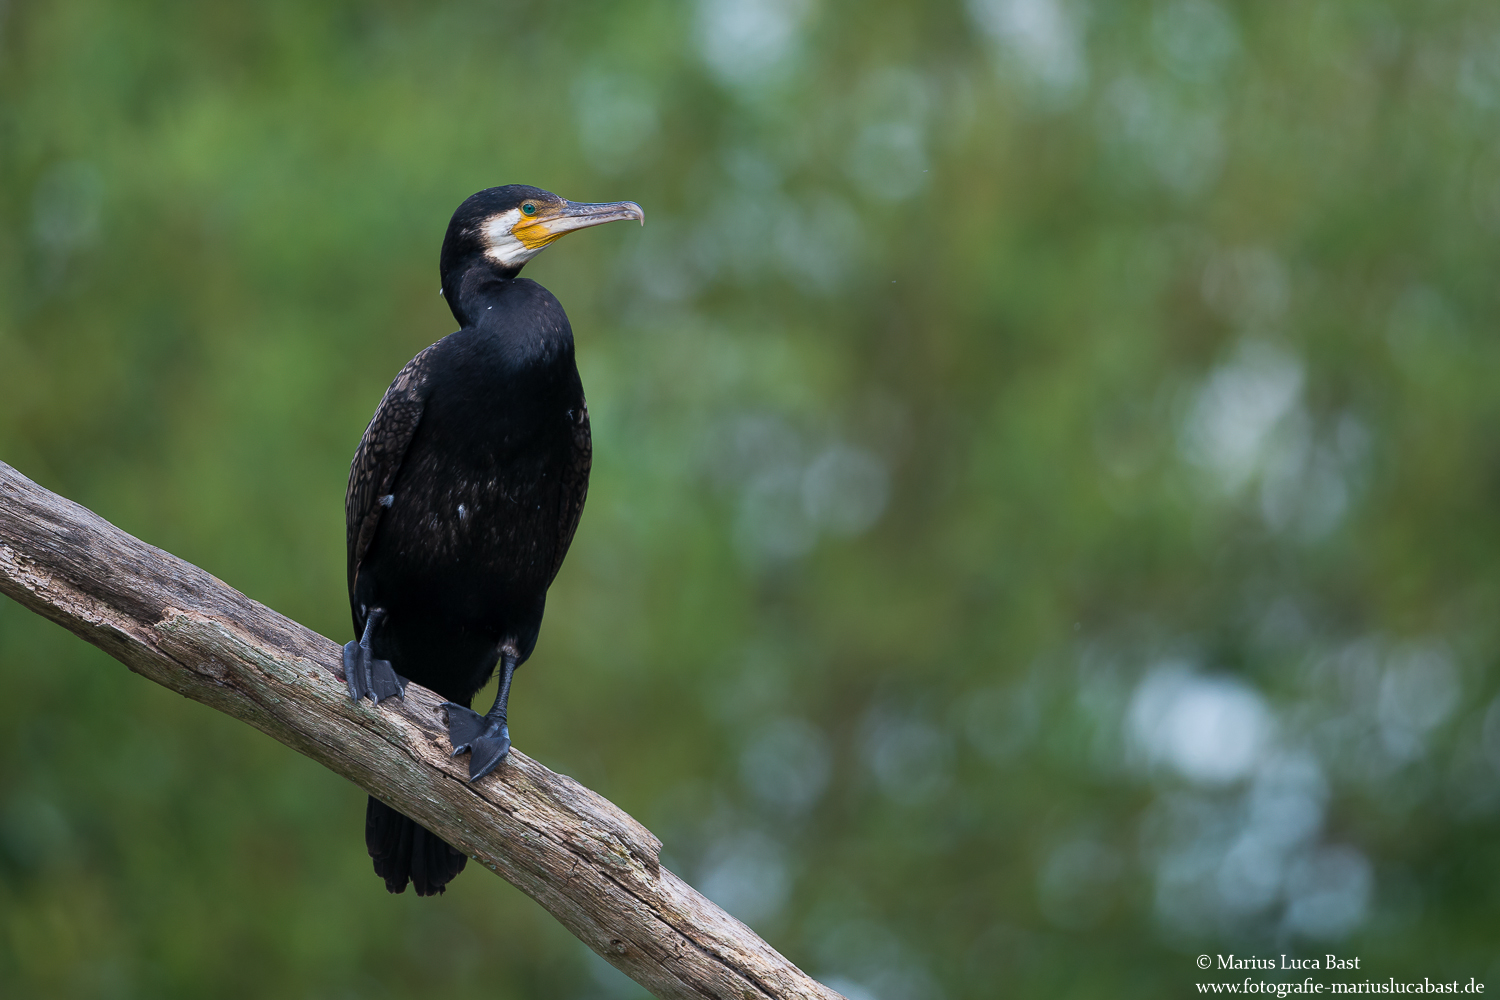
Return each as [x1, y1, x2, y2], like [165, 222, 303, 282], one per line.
[2, 0, 1499, 997]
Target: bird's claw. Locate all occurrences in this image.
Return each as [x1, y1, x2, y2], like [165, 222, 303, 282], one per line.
[441, 703, 512, 781]
[342, 641, 407, 703]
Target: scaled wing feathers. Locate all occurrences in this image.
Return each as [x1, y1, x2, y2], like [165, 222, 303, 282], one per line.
[549, 403, 592, 586]
[345, 346, 435, 617]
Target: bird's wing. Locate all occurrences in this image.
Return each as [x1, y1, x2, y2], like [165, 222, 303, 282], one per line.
[346, 345, 436, 612]
[548, 402, 593, 586]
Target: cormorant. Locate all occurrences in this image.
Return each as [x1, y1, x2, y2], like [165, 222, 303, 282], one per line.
[343, 185, 642, 895]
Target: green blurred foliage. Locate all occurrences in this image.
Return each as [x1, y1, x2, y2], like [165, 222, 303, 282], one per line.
[3, 0, 1500, 997]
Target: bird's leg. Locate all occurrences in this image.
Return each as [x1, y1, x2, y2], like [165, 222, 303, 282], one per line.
[442, 648, 517, 781]
[342, 608, 407, 703]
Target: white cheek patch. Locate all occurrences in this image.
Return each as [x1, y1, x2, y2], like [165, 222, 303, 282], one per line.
[483, 209, 542, 268]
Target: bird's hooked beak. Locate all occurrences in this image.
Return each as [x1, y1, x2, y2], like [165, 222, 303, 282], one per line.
[512, 199, 645, 251]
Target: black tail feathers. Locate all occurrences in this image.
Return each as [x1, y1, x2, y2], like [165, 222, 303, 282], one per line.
[365, 796, 468, 896]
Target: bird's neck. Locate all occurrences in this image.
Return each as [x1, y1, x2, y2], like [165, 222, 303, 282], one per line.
[444, 262, 522, 328]
[440, 270, 575, 377]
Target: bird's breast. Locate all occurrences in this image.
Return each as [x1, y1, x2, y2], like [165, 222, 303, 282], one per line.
[377, 409, 576, 585]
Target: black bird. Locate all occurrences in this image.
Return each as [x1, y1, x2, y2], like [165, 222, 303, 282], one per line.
[343, 185, 642, 895]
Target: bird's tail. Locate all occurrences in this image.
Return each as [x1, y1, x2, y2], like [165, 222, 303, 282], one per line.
[365, 796, 468, 895]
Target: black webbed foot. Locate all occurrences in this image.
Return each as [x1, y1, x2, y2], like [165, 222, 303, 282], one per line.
[467, 733, 512, 781]
[343, 640, 407, 703]
[442, 703, 489, 749]
[441, 703, 512, 781]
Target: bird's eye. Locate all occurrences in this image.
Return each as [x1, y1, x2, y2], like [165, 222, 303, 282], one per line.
[521, 203, 537, 216]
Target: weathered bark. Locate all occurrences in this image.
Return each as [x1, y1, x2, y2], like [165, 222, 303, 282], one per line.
[0, 460, 842, 1000]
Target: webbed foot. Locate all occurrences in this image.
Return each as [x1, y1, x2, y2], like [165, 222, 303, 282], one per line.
[342, 640, 407, 703]
[441, 703, 512, 781]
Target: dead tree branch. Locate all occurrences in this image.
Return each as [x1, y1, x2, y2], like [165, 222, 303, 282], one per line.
[0, 460, 842, 1000]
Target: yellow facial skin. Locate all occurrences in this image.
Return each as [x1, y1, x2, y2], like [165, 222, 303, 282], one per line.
[512, 200, 566, 251]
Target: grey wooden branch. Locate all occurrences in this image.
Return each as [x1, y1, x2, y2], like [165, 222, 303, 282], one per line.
[0, 461, 842, 1000]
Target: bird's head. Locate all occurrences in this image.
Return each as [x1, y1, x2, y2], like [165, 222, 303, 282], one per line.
[439, 185, 643, 316]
